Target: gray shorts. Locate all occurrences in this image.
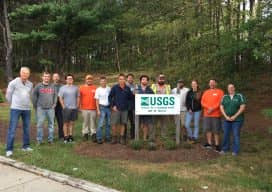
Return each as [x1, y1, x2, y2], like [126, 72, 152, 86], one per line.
[63, 108, 78, 122]
[203, 117, 222, 134]
[111, 110, 128, 125]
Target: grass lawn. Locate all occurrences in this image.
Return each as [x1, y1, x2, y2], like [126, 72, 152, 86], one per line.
[0, 105, 271, 192]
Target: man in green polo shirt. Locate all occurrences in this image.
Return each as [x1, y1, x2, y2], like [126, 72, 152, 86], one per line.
[220, 83, 246, 156]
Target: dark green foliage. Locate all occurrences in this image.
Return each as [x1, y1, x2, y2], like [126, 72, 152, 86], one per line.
[0, 90, 5, 103]
[129, 140, 144, 150]
[1, 0, 272, 85]
[162, 138, 177, 150]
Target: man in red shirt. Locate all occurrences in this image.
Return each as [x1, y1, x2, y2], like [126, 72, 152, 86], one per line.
[201, 79, 224, 152]
[79, 75, 97, 142]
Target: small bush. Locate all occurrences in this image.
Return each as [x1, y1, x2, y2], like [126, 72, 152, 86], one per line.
[147, 142, 157, 151]
[163, 138, 177, 150]
[0, 90, 5, 103]
[129, 140, 144, 150]
[262, 109, 272, 119]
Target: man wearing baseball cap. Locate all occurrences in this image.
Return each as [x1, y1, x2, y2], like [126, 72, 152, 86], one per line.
[79, 74, 97, 142]
[172, 79, 189, 141]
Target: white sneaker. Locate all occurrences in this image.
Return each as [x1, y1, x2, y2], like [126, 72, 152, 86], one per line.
[232, 152, 238, 156]
[22, 147, 33, 152]
[6, 151, 13, 157]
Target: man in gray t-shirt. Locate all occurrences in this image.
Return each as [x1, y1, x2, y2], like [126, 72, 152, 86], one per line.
[32, 72, 57, 144]
[58, 74, 79, 143]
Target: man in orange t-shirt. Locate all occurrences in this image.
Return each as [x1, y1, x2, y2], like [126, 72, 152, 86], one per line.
[79, 75, 97, 142]
[201, 79, 224, 152]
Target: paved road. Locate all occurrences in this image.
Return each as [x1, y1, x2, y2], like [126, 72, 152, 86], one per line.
[0, 163, 85, 192]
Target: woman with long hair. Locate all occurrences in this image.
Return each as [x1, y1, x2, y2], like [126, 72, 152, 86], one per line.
[185, 80, 202, 143]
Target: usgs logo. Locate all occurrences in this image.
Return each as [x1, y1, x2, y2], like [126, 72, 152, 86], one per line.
[141, 96, 175, 106]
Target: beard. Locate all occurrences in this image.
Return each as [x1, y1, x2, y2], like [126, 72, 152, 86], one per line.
[179, 85, 184, 89]
[158, 81, 165, 85]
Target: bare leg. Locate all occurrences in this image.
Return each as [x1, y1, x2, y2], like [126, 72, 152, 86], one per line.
[120, 124, 125, 136]
[206, 132, 212, 145]
[143, 124, 148, 141]
[112, 125, 117, 136]
[63, 122, 69, 137]
[214, 134, 220, 146]
[68, 121, 74, 136]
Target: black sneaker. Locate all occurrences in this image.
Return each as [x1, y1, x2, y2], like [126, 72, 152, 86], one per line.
[215, 145, 221, 152]
[68, 135, 74, 143]
[97, 139, 103, 144]
[202, 143, 212, 149]
[92, 134, 97, 143]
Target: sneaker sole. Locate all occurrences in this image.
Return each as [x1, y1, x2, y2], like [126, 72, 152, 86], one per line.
[201, 146, 212, 149]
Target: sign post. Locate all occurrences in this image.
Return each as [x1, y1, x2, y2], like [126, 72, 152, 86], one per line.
[135, 94, 181, 144]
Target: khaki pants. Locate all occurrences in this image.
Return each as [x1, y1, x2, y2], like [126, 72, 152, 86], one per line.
[81, 110, 97, 135]
[175, 111, 187, 141]
[175, 111, 186, 128]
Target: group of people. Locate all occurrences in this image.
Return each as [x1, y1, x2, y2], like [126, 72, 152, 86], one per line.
[4, 67, 246, 157]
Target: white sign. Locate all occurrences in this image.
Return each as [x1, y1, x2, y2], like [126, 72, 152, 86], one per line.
[135, 94, 180, 115]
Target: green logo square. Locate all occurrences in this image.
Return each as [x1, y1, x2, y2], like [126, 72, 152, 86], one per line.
[141, 97, 149, 106]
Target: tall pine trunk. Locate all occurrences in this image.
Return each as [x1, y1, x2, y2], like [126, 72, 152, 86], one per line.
[1, 0, 13, 82]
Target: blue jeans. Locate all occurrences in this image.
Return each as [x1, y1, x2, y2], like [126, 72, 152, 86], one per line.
[37, 107, 55, 142]
[6, 109, 31, 151]
[96, 106, 111, 140]
[185, 111, 201, 139]
[222, 120, 243, 154]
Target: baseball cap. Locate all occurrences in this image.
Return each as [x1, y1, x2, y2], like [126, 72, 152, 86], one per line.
[178, 79, 184, 83]
[85, 75, 93, 80]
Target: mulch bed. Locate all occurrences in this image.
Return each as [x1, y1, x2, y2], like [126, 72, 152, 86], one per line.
[74, 142, 219, 163]
[0, 121, 37, 144]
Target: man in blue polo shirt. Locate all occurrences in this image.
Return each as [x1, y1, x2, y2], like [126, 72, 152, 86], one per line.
[109, 73, 133, 145]
[220, 83, 246, 156]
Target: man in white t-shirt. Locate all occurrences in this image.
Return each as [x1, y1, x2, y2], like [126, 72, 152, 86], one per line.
[172, 79, 189, 141]
[95, 76, 111, 144]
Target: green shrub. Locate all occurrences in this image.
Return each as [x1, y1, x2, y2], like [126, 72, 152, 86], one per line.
[129, 140, 144, 150]
[147, 142, 157, 151]
[262, 109, 272, 119]
[163, 138, 177, 150]
[0, 90, 5, 103]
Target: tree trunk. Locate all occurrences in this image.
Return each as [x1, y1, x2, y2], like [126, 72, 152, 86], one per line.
[249, 0, 256, 18]
[114, 34, 121, 72]
[226, 0, 232, 31]
[1, 0, 13, 82]
[236, 1, 241, 71]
